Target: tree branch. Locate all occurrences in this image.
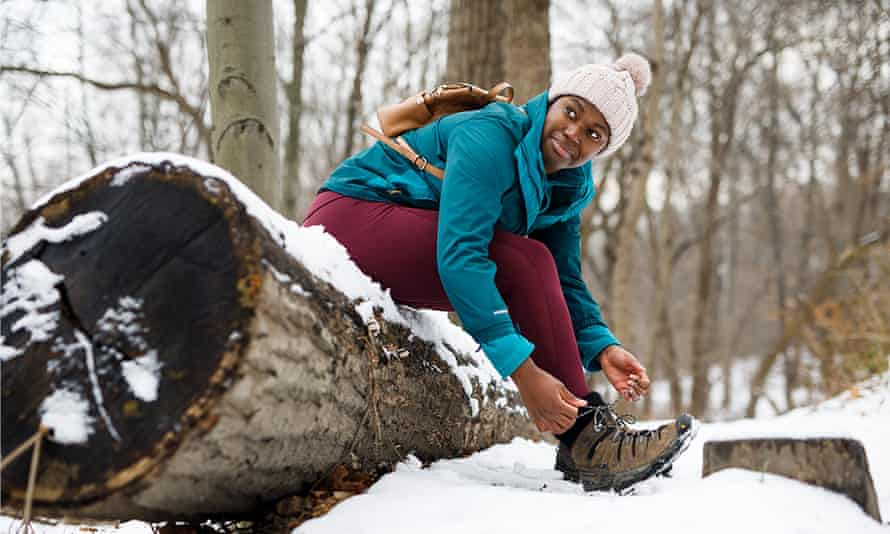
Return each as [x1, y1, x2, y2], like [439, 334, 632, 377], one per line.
[1, 65, 212, 153]
[671, 187, 762, 266]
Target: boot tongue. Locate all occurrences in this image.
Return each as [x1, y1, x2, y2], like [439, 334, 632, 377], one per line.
[601, 403, 637, 430]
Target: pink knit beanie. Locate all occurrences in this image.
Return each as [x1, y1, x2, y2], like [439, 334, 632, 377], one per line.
[548, 53, 652, 159]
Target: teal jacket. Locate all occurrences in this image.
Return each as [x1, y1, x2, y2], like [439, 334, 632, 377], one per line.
[320, 91, 620, 378]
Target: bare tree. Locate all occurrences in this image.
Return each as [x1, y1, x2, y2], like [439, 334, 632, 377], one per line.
[282, 0, 309, 219]
[206, 0, 281, 208]
[642, 0, 703, 416]
[342, 0, 385, 160]
[609, 0, 664, 351]
[689, 2, 771, 417]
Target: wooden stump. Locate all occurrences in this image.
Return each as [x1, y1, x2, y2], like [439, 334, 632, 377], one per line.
[1, 156, 531, 520]
[702, 438, 882, 522]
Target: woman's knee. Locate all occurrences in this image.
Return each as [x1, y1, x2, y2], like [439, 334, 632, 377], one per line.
[492, 235, 561, 297]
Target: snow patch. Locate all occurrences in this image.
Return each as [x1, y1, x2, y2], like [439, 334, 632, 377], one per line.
[263, 259, 315, 299]
[97, 296, 162, 401]
[204, 177, 222, 195]
[111, 164, 151, 186]
[34, 154, 510, 414]
[40, 388, 94, 444]
[4, 212, 107, 263]
[0, 260, 64, 362]
[121, 351, 162, 402]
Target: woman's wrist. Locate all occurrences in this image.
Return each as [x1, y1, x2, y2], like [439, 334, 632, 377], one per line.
[598, 344, 620, 362]
[510, 357, 541, 385]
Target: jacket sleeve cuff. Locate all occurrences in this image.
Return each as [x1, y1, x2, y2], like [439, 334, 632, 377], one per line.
[480, 333, 536, 378]
[578, 327, 621, 373]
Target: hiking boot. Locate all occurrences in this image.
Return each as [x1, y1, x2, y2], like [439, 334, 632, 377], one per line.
[555, 402, 699, 492]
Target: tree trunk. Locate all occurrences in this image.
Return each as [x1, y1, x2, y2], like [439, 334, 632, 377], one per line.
[445, 0, 506, 88]
[447, 0, 549, 103]
[762, 45, 793, 410]
[342, 0, 378, 161]
[282, 0, 309, 219]
[206, 0, 281, 210]
[609, 0, 664, 351]
[0, 157, 530, 521]
[502, 0, 550, 104]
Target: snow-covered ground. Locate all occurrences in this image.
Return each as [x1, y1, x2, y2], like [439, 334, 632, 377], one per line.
[3, 370, 887, 533]
[295, 370, 890, 534]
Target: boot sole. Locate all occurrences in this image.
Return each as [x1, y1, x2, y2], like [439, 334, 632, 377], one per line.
[557, 418, 700, 492]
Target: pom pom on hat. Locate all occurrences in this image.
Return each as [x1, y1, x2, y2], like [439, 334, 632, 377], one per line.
[548, 54, 652, 159]
[614, 53, 651, 96]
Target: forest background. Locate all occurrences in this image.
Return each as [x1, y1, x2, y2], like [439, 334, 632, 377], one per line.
[1, 0, 888, 422]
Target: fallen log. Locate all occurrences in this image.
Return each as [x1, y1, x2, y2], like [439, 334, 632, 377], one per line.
[1, 153, 531, 521]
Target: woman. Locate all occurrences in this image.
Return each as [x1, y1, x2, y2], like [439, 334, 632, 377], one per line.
[304, 54, 698, 492]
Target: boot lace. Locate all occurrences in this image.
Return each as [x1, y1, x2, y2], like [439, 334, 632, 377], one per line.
[578, 402, 664, 460]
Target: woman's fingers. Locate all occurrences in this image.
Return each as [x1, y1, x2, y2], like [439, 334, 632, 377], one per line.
[551, 412, 573, 434]
[624, 372, 649, 400]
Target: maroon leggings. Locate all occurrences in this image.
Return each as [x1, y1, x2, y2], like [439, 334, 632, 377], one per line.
[303, 191, 590, 397]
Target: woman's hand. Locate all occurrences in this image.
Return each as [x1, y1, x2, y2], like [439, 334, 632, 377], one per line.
[600, 345, 651, 401]
[511, 359, 587, 434]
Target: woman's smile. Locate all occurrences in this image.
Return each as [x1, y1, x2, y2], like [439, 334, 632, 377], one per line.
[550, 136, 577, 161]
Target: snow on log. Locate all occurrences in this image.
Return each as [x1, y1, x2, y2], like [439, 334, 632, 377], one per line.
[1, 153, 532, 520]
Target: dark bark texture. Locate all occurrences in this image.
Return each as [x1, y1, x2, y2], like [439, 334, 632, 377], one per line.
[0, 160, 531, 520]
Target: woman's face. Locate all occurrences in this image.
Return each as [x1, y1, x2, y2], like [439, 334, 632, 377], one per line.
[540, 96, 610, 174]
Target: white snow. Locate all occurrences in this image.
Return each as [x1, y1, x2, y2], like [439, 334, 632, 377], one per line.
[262, 259, 313, 298]
[120, 351, 161, 402]
[25, 152, 514, 413]
[97, 297, 149, 346]
[96, 296, 162, 401]
[39, 388, 94, 445]
[4, 212, 108, 263]
[0, 260, 64, 361]
[110, 164, 151, 186]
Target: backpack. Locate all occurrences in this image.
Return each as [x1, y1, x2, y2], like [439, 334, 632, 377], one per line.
[361, 82, 514, 179]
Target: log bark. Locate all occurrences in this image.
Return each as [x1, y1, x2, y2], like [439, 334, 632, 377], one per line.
[0, 157, 530, 521]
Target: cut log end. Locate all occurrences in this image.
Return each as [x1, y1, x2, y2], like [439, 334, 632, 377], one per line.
[702, 438, 882, 523]
[2, 162, 259, 505]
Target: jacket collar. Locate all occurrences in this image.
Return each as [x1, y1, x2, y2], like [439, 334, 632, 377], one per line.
[515, 91, 595, 233]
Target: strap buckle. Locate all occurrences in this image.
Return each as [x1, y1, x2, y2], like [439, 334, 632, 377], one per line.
[413, 155, 430, 172]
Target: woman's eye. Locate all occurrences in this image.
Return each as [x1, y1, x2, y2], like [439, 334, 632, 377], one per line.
[589, 129, 601, 141]
[565, 107, 576, 119]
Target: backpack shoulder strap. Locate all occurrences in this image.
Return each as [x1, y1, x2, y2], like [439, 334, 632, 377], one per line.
[360, 124, 445, 180]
